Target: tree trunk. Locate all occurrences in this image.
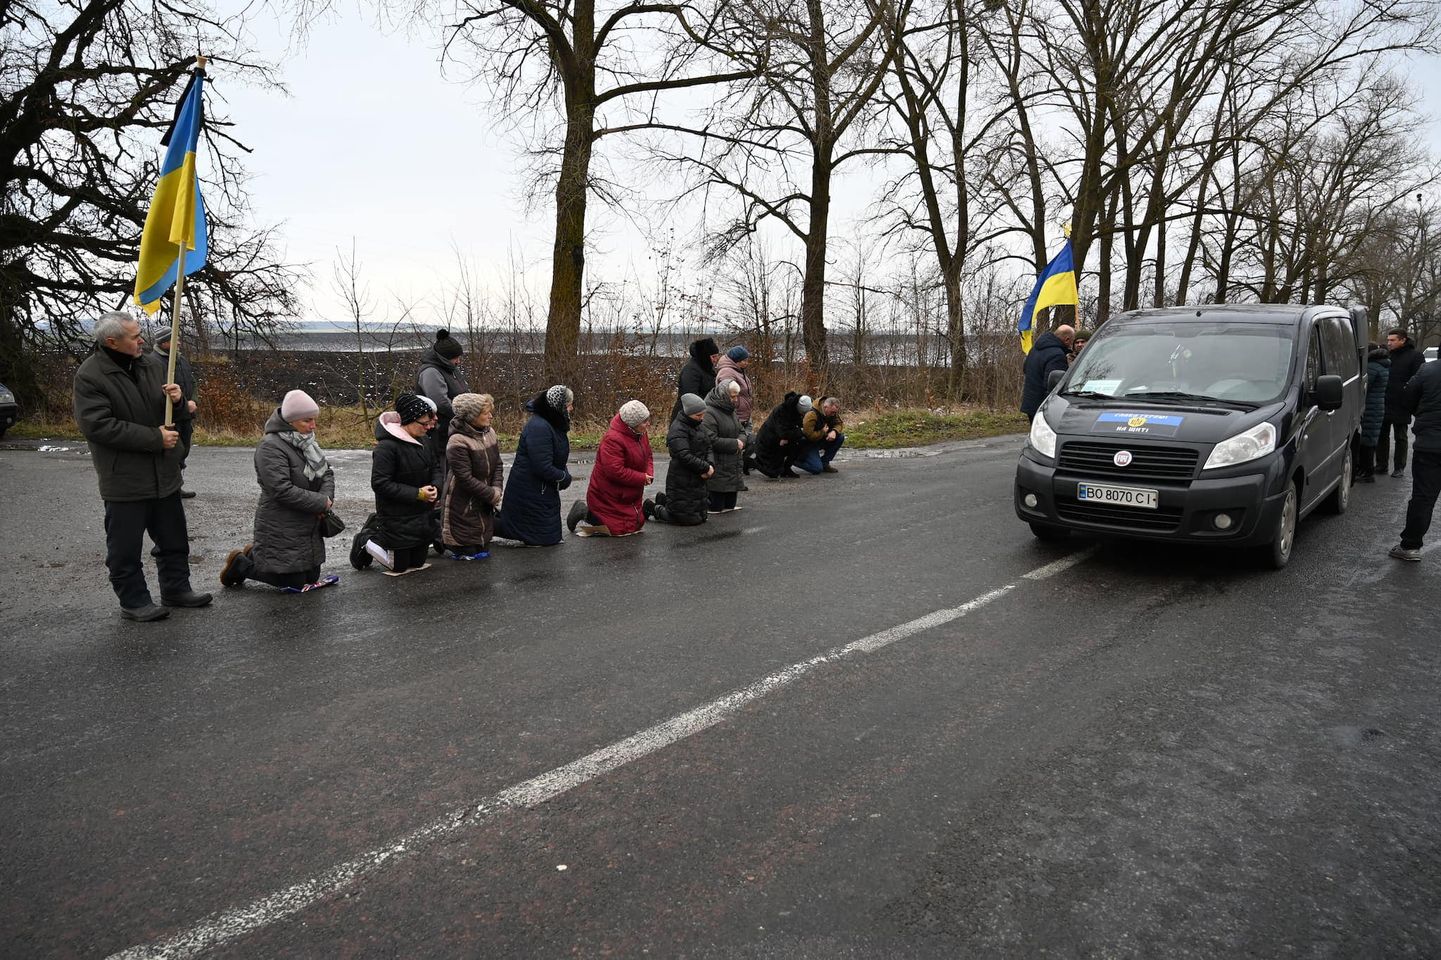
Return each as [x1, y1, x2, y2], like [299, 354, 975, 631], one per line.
[544, 98, 595, 384]
[944, 265, 966, 398]
[1153, 220, 1167, 307]
[1097, 190, 1117, 326]
[801, 168, 831, 389]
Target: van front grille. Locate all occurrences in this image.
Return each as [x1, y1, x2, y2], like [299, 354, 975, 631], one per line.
[1058, 441, 1199, 483]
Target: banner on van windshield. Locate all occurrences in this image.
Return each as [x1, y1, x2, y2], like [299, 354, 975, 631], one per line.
[1091, 411, 1185, 437]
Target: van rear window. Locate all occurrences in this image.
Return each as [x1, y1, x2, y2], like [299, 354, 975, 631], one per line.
[1069, 323, 1293, 405]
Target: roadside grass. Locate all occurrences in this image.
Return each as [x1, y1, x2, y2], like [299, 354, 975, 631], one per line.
[845, 407, 1029, 448]
[7, 405, 1026, 451]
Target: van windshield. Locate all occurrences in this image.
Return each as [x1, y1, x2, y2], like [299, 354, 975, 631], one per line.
[1065, 322, 1294, 406]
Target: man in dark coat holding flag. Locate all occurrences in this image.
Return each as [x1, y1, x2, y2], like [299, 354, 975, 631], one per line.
[1020, 325, 1074, 421]
[73, 312, 212, 621]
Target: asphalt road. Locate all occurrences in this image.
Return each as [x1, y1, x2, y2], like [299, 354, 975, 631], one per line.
[1, 436, 1438, 959]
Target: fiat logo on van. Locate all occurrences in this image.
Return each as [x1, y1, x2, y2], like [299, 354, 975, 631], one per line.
[1113, 450, 1134, 467]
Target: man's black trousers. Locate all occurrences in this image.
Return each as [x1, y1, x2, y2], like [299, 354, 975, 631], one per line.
[1400, 450, 1441, 550]
[1376, 418, 1409, 473]
[104, 493, 192, 609]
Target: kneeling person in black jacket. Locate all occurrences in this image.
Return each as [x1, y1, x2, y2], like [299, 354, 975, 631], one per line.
[369, 393, 441, 575]
[647, 393, 713, 525]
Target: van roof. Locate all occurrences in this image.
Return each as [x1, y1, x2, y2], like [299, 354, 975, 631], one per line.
[1110, 304, 1336, 327]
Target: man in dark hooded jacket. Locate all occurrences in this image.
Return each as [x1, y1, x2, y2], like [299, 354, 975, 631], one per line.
[671, 337, 720, 420]
[1388, 352, 1441, 561]
[1378, 328, 1425, 478]
[1020, 325, 1074, 421]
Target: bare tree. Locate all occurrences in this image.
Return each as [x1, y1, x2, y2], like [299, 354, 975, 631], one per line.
[1, 0, 303, 403]
[868, 0, 1017, 396]
[427, 0, 752, 382]
[660, 0, 897, 387]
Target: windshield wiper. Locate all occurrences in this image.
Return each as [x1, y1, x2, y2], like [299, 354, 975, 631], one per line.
[1123, 390, 1258, 411]
[1060, 389, 1114, 400]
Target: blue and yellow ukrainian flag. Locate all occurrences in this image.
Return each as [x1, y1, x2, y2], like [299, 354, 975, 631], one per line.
[1018, 240, 1078, 354]
[134, 69, 208, 313]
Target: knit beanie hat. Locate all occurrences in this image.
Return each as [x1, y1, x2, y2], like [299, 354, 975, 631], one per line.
[680, 393, 707, 416]
[546, 384, 573, 410]
[798, 394, 813, 412]
[727, 345, 749, 361]
[395, 392, 432, 425]
[619, 400, 650, 429]
[451, 392, 490, 423]
[153, 325, 174, 347]
[434, 329, 464, 360]
[280, 389, 319, 421]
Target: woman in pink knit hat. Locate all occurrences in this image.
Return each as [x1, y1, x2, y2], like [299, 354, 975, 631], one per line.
[219, 389, 339, 592]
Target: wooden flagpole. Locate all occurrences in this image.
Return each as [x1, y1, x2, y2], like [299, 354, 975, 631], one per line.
[162, 243, 186, 427]
[161, 55, 206, 428]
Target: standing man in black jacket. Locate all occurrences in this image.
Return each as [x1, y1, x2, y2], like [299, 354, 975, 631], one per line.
[1020, 325, 1074, 421]
[73, 312, 212, 621]
[1377, 327, 1425, 479]
[1388, 353, 1441, 561]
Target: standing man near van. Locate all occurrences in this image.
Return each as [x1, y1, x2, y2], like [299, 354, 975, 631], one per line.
[1389, 352, 1441, 561]
[1021, 324, 1075, 422]
[1378, 327, 1425, 478]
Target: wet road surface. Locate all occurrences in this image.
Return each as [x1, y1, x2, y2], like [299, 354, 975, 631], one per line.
[1, 437, 1438, 958]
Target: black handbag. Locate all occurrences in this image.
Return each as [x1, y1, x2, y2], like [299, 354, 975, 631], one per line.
[319, 510, 347, 538]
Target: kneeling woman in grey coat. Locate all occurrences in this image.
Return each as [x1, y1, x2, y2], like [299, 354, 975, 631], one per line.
[220, 390, 337, 591]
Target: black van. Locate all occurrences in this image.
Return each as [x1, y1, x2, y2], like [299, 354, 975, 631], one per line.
[1014, 304, 1365, 568]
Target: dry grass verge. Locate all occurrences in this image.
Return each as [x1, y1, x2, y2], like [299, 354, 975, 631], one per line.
[7, 405, 1025, 452]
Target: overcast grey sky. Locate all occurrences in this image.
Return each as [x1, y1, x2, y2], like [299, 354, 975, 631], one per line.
[217, 5, 1441, 328]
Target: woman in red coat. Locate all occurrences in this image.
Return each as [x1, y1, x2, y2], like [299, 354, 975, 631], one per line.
[568, 400, 655, 537]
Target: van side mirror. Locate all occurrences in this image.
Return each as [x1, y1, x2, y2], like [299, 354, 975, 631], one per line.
[1047, 369, 1066, 391]
[1314, 374, 1344, 411]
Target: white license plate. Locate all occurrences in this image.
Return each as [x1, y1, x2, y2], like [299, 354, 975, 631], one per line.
[1077, 482, 1159, 509]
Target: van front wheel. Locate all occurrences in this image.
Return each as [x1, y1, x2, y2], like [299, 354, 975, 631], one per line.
[1261, 482, 1298, 570]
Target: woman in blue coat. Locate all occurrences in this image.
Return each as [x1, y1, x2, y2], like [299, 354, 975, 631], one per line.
[1357, 346, 1390, 482]
[494, 385, 574, 545]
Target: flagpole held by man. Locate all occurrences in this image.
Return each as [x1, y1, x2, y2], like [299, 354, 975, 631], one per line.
[133, 56, 209, 427]
[1019, 239, 1080, 422]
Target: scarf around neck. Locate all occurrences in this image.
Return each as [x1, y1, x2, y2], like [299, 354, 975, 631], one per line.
[278, 430, 329, 482]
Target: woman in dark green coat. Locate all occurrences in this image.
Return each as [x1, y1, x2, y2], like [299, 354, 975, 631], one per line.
[702, 380, 745, 513]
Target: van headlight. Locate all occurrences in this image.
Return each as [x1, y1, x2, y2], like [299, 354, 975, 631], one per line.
[1203, 422, 1276, 470]
[1028, 414, 1058, 460]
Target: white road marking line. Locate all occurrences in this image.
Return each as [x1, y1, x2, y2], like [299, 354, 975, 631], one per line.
[1022, 546, 1100, 580]
[741, 526, 768, 534]
[107, 553, 1088, 960]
